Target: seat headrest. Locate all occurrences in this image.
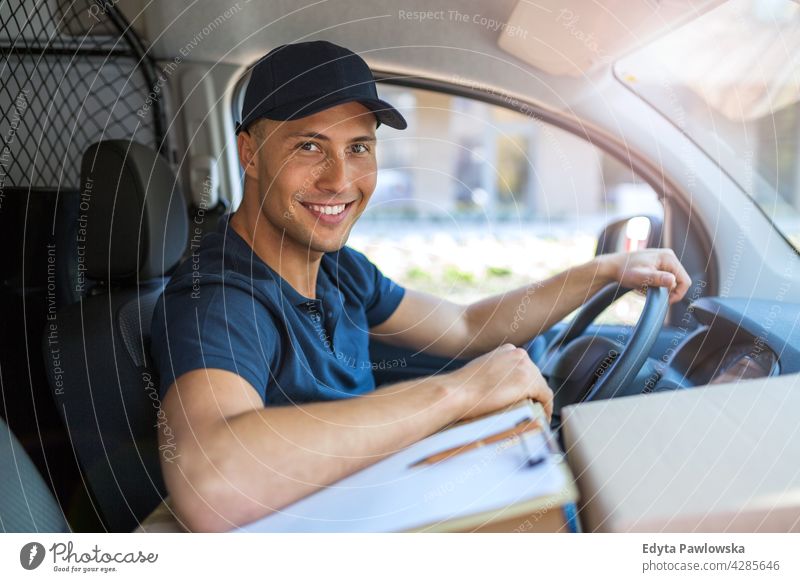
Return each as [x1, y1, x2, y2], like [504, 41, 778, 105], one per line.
[80, 140, 188, 281]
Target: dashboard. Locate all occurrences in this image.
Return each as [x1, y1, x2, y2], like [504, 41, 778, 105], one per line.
[705, 344, 778, 385]
[651, 297, 799, 391]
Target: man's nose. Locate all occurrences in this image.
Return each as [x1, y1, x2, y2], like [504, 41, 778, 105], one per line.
[315, 155, 350, 195]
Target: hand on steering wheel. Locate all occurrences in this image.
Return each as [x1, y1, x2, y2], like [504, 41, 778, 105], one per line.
[537, 283, 669, 422]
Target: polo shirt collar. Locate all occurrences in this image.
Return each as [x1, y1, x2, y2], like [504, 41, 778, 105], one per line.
[217, 214, 343, 309]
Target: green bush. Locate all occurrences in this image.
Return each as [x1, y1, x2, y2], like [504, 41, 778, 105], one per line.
[486, 266, 512, 278]
[443, 265, 475, 285]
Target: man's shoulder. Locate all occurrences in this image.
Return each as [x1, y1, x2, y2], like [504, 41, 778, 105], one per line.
[323, 245, 404, 317]
[155, 241, 282, 330]
[165, 221, 276, 297]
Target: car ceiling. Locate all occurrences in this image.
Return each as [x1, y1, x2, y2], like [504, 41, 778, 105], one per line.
[116, 0, 719, 114]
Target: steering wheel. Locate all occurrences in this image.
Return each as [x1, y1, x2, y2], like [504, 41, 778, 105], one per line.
[536, 283, 669, 422]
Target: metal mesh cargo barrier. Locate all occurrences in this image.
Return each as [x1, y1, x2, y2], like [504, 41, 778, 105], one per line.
[0, 0, 166, 190]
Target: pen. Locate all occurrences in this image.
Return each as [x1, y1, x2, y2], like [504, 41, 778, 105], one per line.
[409, 418, 541, 468]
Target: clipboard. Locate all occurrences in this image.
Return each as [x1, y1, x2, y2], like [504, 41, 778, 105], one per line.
[407, 399, 579, 532]
[235, 399, 580, 533]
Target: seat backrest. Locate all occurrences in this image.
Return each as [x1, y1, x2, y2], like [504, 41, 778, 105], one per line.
[0, 416, 69, 532]
[42, 140, 188, 531]
[0, 186, 89, 527]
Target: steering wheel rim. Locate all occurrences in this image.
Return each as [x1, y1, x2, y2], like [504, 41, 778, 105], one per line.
[539, 282, 669, 408]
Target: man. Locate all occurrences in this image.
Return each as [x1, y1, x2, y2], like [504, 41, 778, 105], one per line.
[151, 40, 691, 532]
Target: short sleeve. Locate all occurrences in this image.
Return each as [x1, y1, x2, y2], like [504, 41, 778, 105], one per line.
[150, 278, 279, 402]
[337, 247, 406, 328]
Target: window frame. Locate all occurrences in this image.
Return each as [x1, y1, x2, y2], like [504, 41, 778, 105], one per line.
[370, 73, 718, 303]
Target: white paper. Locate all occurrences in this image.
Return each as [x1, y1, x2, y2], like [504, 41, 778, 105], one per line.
[235, 404, 566, 532]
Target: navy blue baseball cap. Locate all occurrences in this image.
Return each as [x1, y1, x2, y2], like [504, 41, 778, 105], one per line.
[236, 41, 407, 134]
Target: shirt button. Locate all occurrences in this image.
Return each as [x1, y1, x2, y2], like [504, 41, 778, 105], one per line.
[327, 311, 333, 318]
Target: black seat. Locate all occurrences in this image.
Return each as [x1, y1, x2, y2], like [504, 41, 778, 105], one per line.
[0, 186, 88, 522]
[42, 140, 188, 532]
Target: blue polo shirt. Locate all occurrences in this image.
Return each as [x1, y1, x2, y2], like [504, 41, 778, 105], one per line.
[150, 215, 406, 405]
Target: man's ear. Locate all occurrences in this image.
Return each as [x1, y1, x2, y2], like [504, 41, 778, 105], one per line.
[237, 130, 260, 182]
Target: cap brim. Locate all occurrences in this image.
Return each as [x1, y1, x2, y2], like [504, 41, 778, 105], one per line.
[357, 99, 408, 130]
[237, 94, 407, 134]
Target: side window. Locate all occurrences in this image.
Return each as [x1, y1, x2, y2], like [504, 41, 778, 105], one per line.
[349, 84, 663, 326]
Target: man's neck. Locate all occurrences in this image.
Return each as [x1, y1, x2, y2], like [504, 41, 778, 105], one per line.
[229, 210, 323, 300]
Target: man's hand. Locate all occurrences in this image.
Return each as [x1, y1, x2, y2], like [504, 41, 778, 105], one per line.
[445, 343, 554, 422]
[598, 248, 691, 305]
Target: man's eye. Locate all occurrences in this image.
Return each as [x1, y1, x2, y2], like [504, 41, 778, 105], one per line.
[351, 143, 370, 154]
[298, 142, 321, 152]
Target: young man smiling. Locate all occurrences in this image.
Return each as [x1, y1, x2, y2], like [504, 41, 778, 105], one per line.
[151, 40, 691, 532]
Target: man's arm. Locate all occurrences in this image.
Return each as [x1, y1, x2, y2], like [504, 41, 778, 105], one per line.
[370, 249, 692, 359]
[160, 344, 552, 532]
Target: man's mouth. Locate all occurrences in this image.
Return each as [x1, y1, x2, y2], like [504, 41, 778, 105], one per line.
[300, 201, 355, 224]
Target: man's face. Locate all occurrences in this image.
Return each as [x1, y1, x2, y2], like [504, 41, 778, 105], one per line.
[239, 101, 378, 254]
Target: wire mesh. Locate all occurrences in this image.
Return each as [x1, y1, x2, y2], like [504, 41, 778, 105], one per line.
[0, 0, 161, 190]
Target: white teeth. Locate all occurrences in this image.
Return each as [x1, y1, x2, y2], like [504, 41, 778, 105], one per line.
[308, 204, 346, 215]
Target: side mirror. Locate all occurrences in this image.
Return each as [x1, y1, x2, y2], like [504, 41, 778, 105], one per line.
[595, 214, 663, 256]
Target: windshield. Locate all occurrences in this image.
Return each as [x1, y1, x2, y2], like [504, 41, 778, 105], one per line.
[617, 0, 800, 252]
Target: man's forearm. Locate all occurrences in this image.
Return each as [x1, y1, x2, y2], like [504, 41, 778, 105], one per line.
[463, 256, 614, 355]
[172, 374, 463, 531]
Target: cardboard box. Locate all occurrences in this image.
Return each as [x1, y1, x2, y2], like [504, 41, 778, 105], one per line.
[562, 373, 800, 532]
